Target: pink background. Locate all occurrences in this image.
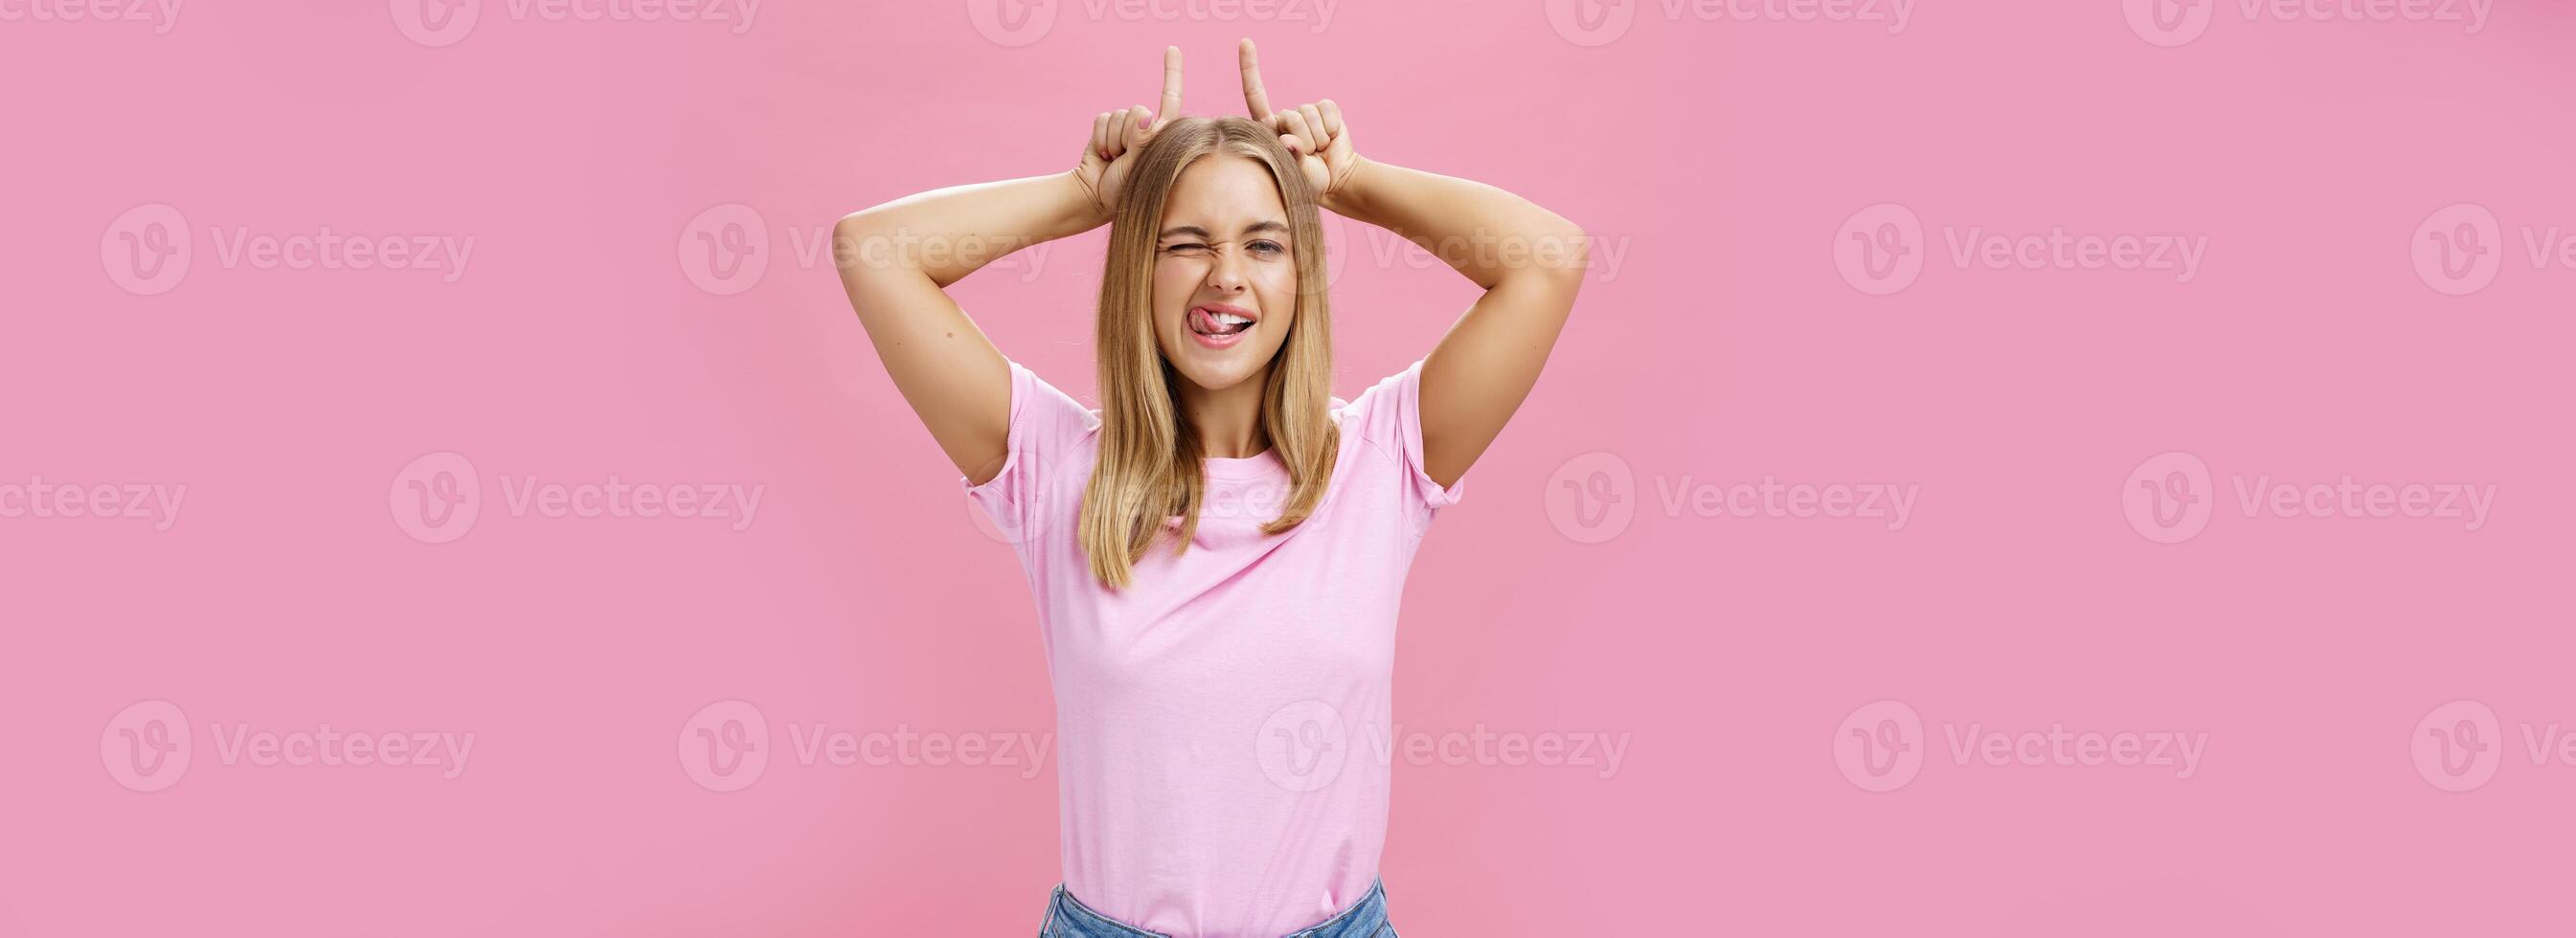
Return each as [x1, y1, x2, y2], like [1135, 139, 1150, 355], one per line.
[7, 0, 2574, 934]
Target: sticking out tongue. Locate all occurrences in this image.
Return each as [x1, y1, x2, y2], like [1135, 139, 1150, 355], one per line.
[1192, 307, 1252, 336]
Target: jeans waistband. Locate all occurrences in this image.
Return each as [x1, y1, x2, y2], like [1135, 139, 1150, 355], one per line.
[1038, 881, 1394, 938]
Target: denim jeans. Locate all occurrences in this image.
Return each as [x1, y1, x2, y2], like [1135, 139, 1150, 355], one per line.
[1037, 880, 1397, 937]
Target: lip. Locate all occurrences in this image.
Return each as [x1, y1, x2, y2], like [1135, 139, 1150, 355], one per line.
[1187, 302, 1259, 349]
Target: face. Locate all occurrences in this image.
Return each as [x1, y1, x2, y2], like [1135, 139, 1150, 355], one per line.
[1150, 154, 1299, 394]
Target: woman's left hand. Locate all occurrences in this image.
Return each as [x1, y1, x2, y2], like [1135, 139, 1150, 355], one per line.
[1237, 39, 1363, 205]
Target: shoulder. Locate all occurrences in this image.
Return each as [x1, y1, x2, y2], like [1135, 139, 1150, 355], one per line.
[965, 362, 1102, 510]
[1328, 359, 1463, 521]
[1331, 359, 1429, 458]
[1004, 360, 1103, 447]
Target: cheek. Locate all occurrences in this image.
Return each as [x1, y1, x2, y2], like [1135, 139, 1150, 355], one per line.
[1153, 259, 1203, 326]
[1253, 257, 1299, 312]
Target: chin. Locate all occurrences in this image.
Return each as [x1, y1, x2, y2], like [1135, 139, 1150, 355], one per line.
[1161, 338, 1283, 393]
[1164, 356, 1266, 393]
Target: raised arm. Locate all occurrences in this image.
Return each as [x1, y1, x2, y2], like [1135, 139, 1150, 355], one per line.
[1237, 40, 1588, 489]
[834, 48, 1186, 485]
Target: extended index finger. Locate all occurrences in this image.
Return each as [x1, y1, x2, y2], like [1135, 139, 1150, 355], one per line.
[1158, 46, 1183, 126]
[1237, 38, 1274, 120]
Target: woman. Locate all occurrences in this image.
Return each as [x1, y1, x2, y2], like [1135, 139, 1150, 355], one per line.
[833, 40, 1587, 938]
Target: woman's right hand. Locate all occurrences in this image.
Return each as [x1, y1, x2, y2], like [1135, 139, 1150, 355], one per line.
[1073, 46, 1185, 219]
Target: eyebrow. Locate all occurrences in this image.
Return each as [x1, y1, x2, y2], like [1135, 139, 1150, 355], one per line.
[1157, 220, 1290, 240]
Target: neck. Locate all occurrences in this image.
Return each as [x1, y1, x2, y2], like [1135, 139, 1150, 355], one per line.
[1178, 370, 1272, 459]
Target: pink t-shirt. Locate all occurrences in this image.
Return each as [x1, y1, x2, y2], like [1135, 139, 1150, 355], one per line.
[965, 358, 1462, 937]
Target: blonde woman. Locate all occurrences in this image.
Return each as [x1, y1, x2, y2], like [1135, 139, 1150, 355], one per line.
[834, 40, 1587, 938]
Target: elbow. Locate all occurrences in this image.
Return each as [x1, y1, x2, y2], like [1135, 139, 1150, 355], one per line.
[1526, 221, 1591, 289]
[1481, 220, 1590, 293]
[838, 207, 915, 247]
[832, 212, 892, 279]
[834, 209, 881, 235]
[1557, 224, 1592, 275]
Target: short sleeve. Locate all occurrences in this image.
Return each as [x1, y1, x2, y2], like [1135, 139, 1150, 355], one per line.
[963, 361, 1098, 535]
[1341, 359, 1467, 522]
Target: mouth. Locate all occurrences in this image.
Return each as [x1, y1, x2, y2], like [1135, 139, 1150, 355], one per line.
[1186, 302, 1259, 347]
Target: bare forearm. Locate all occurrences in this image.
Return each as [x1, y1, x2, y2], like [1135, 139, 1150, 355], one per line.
[835, 170, 1106, 288]
[829, 45, 1177, 483]
[1322, 157, 1588, 290]
[830, 170, 1103, 480]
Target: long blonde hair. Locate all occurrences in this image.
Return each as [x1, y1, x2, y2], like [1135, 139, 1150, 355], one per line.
[1080, 116, 1339, 589]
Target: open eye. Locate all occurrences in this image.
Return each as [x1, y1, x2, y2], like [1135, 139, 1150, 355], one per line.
[1248, 239, 1286, 257]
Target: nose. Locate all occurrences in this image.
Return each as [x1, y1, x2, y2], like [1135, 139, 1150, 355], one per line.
[1205, 248, 1250, 296]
